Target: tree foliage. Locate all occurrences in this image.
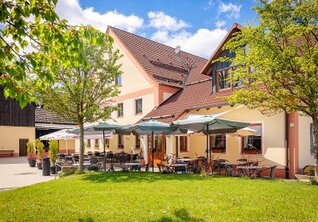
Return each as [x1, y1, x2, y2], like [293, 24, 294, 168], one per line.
[0, 0, 66, 107]
[223, 0, 318, 179]
[34, 25, 122, 172]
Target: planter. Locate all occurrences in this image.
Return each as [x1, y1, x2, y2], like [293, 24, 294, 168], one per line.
[28, 159, 36, 167]
[50, 165, 61, 174]
[212, 149, 225, 153]
[242, 150, 261, 155]
[37, 162, 43, 170]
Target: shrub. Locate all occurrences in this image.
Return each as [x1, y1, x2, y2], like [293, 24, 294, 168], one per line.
[303, 165, 315, 176]
[35, 139, 44, 162]
[26, 141, 36, 160]
[48, 140, 59, 165]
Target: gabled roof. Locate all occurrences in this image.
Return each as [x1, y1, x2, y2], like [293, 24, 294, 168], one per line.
[107, 26, 207, 88]
[141, 24, 244, 123]
[35, 107, 77, 125]
[141, 62, 230, 123]
[201, 23, 242, 75]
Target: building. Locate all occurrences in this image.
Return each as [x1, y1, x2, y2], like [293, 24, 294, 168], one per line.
[75, 26, 206, 155]
[142, 23, 315, 178]
[0, 87, 35, 157]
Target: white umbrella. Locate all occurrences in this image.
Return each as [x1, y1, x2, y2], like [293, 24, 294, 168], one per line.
[229, 127, 257, 137]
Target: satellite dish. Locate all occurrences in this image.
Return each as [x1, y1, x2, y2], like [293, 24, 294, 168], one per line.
[174, 45, 181, 55]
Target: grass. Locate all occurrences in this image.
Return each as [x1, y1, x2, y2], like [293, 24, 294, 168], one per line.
[0, 172, 318, 222]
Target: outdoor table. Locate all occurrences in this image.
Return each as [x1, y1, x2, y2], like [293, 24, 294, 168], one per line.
[170, 163, 187, 173]
[177, 158, 191, 163]
[72, 162, 91, 170]
[124, 162, 141, 171]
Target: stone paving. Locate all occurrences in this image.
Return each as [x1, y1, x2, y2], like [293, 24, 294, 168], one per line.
[0, 157, 56, 191]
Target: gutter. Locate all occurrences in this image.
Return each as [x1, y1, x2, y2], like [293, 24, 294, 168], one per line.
[285, 112, 289, 179]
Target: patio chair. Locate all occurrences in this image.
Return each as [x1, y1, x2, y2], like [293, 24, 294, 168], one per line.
[157, 163, 162, 173]
[94, 151, 100, 156]
[216, 159, 228, 175]
[87, 156, 101, 171]
[257, 165, 277, 179]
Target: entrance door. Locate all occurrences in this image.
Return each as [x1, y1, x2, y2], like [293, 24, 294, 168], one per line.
[148, 134, 165, 167]
[19, 139, 29, 156]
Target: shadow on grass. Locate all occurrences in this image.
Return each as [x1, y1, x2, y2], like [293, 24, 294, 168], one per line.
[81, 172, 222, 184]
[151, 208, 203, 222]
[78, 217, 94, 222]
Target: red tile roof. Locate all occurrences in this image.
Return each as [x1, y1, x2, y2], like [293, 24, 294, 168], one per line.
[108, 26, 207, 88]
[141, 63, 231, 123]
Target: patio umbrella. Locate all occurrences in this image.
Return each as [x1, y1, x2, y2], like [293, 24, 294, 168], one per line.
[40, 129, 78, 153]
[116, 120, 180, 172]
[229, 127, 257, 137]
[172, 115, 250, 161]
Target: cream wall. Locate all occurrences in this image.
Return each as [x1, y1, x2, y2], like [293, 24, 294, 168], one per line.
[112, 40, 152, 95]
[298, 115, 315, 168]
[58, 140, 75, 153]
[109, 93, 155, 125]
[0, 126, 35, 156]
[169, 105, 286, 168]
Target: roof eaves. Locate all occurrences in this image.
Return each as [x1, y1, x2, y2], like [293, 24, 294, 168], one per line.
[201, 23, 243, 75]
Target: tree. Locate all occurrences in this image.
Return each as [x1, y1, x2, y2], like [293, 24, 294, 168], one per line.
[223, 0, 318, 180]
[0, 0, 65, 107]
[34, 25, 122, 173]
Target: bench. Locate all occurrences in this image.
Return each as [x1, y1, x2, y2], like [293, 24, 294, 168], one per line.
[0, 149, 14, 157]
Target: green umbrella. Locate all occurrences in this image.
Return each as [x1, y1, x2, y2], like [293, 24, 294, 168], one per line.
[116, 120, 179, 172]
[172, 115, 249, 161]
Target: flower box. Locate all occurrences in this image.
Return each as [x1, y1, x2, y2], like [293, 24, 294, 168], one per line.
[242, 150, 261, 155]
[212, 149, 225, 153]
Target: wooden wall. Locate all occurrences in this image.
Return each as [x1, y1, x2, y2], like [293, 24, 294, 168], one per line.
[0, 88, 35, 127]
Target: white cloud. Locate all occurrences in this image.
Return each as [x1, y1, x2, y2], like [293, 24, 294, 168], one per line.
[148, 11, 190, 31]
[152, 28, 227, 58]
[219, 2, 241, 19]
[55, 0, 144, 33]
[151, 30, 169, 42]
[215, 20, 226, 28]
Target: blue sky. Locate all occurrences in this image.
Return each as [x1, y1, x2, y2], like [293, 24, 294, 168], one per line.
[56, 0, 260, 58]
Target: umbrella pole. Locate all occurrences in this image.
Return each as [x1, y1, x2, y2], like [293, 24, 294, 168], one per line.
[206, 124, 209, 162]
[152, 131, 154, 172]
[103, 130, 106, 172]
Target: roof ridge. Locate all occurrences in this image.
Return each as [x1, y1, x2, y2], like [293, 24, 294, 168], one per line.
[108, 26, 208, 61]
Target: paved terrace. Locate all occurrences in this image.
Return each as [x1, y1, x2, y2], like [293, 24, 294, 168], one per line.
[0, 157, 55, 191]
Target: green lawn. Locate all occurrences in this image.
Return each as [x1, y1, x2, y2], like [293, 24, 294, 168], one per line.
[0, 173, 318, 222]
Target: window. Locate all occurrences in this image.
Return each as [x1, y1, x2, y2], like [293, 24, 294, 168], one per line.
[94, 139, 99, 149]
[115, 75, 122, 85]
[149, 135, 162, 153]
[117, 103, 123, 117]
[104, 139, 110, 148]
[87, 139, 91, 148]
[242, 124, 262, 154]
[217, 68, 231, 90]
[180, 136, 188, 152]
[118, 135, 124, 149]
[135, 98, 142, 114]
[135, 135, 141, 149]
[210, 135, 226, 153]
[310, 124, 314, 154]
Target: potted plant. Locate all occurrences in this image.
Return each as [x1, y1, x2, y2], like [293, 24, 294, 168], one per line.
[35, 139, 44, 170]
[26, 141, 36, 167]
[48, 140, 59, 174]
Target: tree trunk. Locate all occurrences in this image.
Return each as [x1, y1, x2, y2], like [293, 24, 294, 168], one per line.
[79, 121, 85, 173]
[311, 117, 318, 181]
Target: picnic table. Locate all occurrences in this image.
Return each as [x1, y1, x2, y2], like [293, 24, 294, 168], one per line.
[124, 162, 141, 171]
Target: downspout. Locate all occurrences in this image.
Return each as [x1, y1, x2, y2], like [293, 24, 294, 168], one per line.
[285, 112, 289, 179]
